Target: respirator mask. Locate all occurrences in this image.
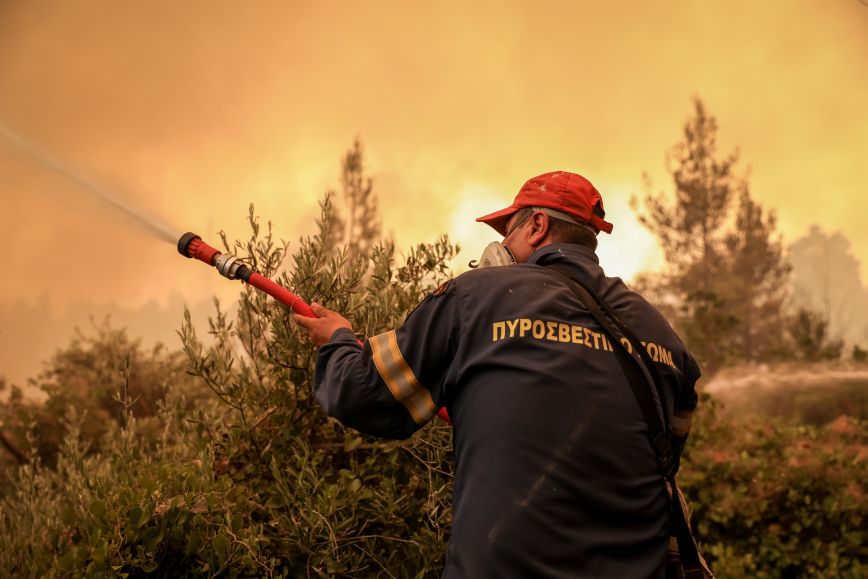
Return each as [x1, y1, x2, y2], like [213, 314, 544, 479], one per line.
[469, 241, 516, 268]
[469, 207, 534, 268]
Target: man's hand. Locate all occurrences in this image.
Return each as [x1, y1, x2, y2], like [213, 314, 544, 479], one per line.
[293, 302, 353, 347]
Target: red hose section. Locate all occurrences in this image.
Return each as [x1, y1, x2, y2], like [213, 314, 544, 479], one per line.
[183, 241, 451, 423]
[245, 273, 452, 422]
[187, 238, 221, 265]
[245, 274, 452, 422]
[247, 272, 316, 318]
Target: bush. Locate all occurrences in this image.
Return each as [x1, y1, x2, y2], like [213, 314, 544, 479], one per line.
[1, 191, 458, 577]
[0, 321, 204, 480]
[682, 396, 866, 578]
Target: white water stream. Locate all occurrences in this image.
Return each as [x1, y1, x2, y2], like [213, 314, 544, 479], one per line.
[0, 124, 180, 244]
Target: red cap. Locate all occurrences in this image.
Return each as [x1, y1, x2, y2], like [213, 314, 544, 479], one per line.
[476, 171, 613, 236]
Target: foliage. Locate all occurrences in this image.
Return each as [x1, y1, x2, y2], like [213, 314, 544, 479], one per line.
[638, 98, 737, 276]
[787, 308, 845, 362]
[0, 321, 202, 474]
[324, 138, 382, 257]
[682, 398, 866, 578]
[0, 141, 865, 578]
[634, 98, 793, 373]
[1, 141, 459, 577]
[724, 189, 791, 361]
[174, 188, 458, 576]
[0, 396, 255, 577]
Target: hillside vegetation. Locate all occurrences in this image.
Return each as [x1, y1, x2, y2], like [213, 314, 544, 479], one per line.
[0, 202, 863, 577]
[1, 111, 866, 577]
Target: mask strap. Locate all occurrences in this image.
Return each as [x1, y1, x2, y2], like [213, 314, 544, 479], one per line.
[531, 206, 599, 234]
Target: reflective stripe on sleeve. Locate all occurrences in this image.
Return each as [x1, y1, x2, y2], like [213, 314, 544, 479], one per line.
[369, 330, 438, 425]
[671, 408, 694, 437]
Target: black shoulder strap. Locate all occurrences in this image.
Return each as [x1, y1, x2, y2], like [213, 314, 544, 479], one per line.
[545, 265, 675, 477]
[545, 265, 710, 578]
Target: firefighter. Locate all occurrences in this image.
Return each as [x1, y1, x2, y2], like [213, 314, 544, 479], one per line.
[295, 171, 701, 578]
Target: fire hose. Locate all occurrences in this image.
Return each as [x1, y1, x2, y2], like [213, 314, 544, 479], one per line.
[177, 232, 451, 424]
[177, 232, 315, 317]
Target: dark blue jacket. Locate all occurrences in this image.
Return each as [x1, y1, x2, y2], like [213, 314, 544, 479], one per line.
[314, 244, 701, 578]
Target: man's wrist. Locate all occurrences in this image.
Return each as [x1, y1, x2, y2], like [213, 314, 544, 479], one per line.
[328, 326, 356, 343]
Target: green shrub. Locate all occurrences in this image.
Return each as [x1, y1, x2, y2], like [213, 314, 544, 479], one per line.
[682, 396, 866, 578]
[0, 321, 204, 475]
[1, 191, 458, 577]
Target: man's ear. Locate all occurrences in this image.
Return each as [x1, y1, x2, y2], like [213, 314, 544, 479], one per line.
[527, 212, 551, 247]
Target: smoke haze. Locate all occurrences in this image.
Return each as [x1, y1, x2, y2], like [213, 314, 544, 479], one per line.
[1, 1, 867, 387]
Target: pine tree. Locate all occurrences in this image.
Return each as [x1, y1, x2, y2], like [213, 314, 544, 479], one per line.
[787, 307, 844, 361]
[635, 99, 741, 372]
[638, 98, 737, 284]
[723, 189, 791, 360]
[634, 99, 791, 372]
[326, 138, 381, 256]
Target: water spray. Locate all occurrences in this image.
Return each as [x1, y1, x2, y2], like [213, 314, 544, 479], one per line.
[0, 123, 179, 244]
[0, 123, 315, 317]
[177, 232, 316, 318]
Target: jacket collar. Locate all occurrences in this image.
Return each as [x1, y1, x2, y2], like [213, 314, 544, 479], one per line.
[527, 243, 599, 266]
[526, 243, 604, 289]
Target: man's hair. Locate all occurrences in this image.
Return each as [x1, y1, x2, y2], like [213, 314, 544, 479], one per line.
[514, 207, 598, 250]
[549, 218, 598, 250]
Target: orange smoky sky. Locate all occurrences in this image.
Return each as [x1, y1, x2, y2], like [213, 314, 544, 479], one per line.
[1, 1, 867, 386]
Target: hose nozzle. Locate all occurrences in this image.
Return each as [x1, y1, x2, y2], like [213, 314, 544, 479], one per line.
[177, 232, 249, 280]
[178, 232, 219, 264]
[176, 231, 315, 317]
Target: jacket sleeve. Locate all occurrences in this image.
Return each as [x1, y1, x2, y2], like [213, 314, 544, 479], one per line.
[312, 281, 462, 440]
[671, 351, 701, 467]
